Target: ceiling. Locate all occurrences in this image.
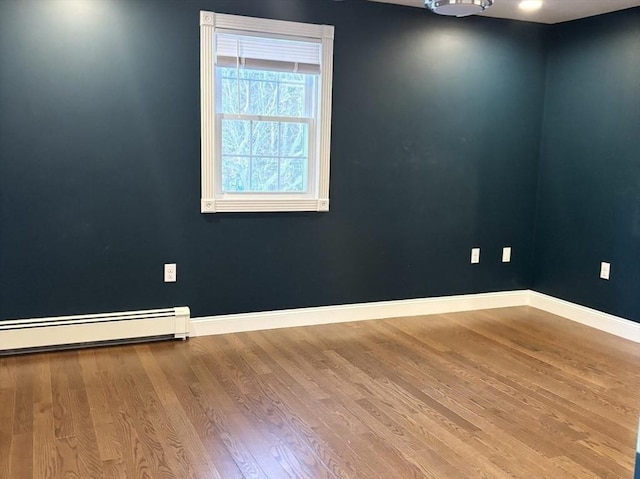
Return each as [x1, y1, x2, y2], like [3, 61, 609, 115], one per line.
[367, 0, 640, 24]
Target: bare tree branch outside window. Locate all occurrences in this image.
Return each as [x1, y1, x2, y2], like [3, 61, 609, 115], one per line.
[219, 67, 313, 193]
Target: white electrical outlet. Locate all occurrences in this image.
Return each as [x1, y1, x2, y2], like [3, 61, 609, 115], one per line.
[471, 248, 480, 264]
[502, 247, 512, 263]
[600, 262, 610, 280]
[164, 263, 177, 282]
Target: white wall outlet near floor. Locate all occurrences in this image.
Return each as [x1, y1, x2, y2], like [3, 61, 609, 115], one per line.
[502, 247, 512, 263]
[164, 263, 177, 282]
[471, 248, 480, 264]
[600, 262, 610, 280]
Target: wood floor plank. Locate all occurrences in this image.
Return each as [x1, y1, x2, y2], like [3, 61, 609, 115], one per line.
[54, 434, 80, 479]
[153, 341, 251, 479]
[3, 306, 639, 478]
[10, 357, 35, 478]
[107, 358, 183, 479]
[98, 458, 129, 479]
[93, 348, 158, 479]
[13, 357, 35, 436]
[69, 387, 106, 479]
[135, 344, 225, 479]
[83, 385, 122, 462]
[9, 433, 33, 479]
[32, 356, 57, 479]
[201, 335, 344, 478]
[50, 356, 75, 440]
[80, 348, 127, 465]
[0, 356, 17, 479]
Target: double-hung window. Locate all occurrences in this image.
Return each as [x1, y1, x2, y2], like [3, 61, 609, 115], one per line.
[200, 12, 335, 213]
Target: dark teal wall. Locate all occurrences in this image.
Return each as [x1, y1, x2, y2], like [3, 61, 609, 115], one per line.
[0, 0, 545, 320]
[0, 0, 542, 320]
[533, 9, 640, 322]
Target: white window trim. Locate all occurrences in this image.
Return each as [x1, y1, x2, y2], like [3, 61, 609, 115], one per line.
[200, 11, 334, 213]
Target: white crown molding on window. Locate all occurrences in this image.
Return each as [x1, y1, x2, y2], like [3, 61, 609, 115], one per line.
[202, 12, 330, 39]
[190, 290, 640, 343]
[200, 11, 334, 213]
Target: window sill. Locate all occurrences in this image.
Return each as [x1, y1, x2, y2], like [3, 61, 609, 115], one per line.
[201, 198, 329, 213]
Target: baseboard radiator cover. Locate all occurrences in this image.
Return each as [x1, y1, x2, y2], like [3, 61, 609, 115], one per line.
[0, 307, 190, 354]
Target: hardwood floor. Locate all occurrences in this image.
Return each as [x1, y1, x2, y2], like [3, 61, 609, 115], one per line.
[1, 306, 638, 478]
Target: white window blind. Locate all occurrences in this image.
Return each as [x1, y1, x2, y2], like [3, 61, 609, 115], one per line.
[215, 33, 322, 74]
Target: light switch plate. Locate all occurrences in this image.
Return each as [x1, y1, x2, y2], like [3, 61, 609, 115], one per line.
[471, 248, 480, 264]
[502, 247, 512, 263]
[600, 262, 610, 280]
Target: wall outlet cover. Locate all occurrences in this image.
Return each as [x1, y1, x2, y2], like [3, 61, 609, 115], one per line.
[164, 263, 177, 282]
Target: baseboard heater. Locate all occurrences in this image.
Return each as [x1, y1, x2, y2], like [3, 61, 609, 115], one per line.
[0, 306, 190, 354]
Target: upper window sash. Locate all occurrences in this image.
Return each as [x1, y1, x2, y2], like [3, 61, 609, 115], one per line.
[215, 66, 317, 118]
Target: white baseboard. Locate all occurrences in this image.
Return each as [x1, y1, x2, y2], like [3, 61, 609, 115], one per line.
[528, 291, 640, 343]
[191, 290, 640, 343]
[190, 290, 530, 337]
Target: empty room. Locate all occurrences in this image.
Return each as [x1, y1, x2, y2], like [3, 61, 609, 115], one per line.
[1, 0, 639, 477]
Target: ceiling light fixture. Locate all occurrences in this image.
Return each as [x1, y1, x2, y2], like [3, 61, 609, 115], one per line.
[519, 0, 543, 11]
[425, 0, 494, 17]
